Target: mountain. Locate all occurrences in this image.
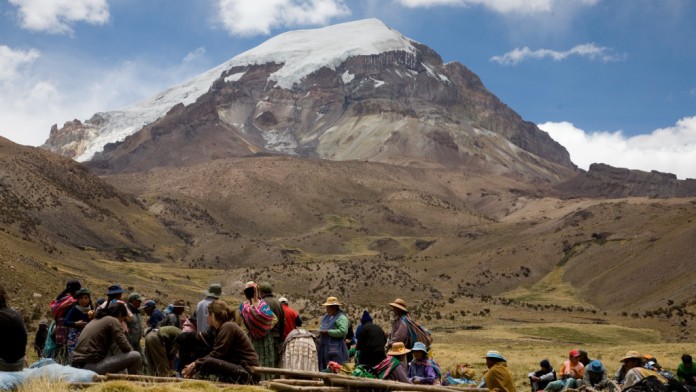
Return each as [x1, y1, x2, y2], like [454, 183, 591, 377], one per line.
[43, 19, 576, 182]
[555, 163, 696, 198]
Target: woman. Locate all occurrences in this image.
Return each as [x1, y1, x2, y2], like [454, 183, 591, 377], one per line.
[182, 300, 260, 384]
[373, 342, 411, 383]
[317, 296, 349, 371]
[238, 282, 275, 377]
[483, 350, 516, 392]
[49, 279, 81, 363]
[63, 288, 94, 363]
[70, 301, 142, 375]
[408, 342, 441, 385]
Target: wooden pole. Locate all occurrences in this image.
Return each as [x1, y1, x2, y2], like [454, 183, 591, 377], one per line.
[326, 377, 488, 392]
[251, 366, 355, 380]
[104, 373, 184, 383]
[270, 379, 327, 386]
[268, 381, 349, 391]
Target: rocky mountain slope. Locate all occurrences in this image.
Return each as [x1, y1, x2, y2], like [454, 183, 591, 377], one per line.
[43, 19, 576, 182]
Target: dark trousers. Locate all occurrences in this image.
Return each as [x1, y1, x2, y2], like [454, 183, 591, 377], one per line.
[197, 358, 259, 384]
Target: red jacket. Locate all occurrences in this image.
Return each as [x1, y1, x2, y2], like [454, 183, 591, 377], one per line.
[281, 304, 302, 340]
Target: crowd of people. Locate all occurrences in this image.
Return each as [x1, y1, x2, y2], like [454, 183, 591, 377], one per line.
[2, 280, 696, 391]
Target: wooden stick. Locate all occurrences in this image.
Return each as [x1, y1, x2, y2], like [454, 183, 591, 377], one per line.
[326, 377, 488, 392]
[271, 379, 327, 386]
[105, 373, 184, 383]
[268, 381, 349, 391]
[251, 366, 355, 380]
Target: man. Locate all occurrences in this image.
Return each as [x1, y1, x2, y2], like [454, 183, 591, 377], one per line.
[0, 285, 27, 371]
[678, 354, 696, 386]
[279, 297, 302, 340]
[483, 350, 516, 392]
[196, 284, 222, 334]
[621, 351, 667, 390]
[126, 292, 144, 370]
[529, 359, 556, 392]
[582, 360, 613, 391]
[144, 326, 182, 376]
[259, 283, 285, 367]
[317, 296, 349, 371]
[159, 299, 185, 329]
[141, 300, 165, 334]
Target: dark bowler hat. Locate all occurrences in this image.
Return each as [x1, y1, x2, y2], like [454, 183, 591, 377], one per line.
[106, 284, 125, 295]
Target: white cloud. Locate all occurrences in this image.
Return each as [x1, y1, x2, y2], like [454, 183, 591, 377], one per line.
[217, 0, 351, 36]
[395, 0, 600, 15]
[183, 47, 207, 64]
[490, 43, 625, 65]
[8, 0, 109, 34]
[0, 45, 40, 81]
[539, 117, 696, 180]
[0, 44, 212, 147]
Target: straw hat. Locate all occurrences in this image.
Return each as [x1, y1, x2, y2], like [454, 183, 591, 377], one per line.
[322, 296, 341, 306]
[389, 298, 408, 312]
[387, 342, 411, 356]
[620, 351, 644, 363]
[483, 350, 507, 362]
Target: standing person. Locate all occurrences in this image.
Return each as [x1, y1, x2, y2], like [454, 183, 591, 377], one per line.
[144, 326, 182, 376]
[95, 284, 125, 319]
[529, 359, 557, 392]
[483, 350, 516, 392]
[126, 292, 144, 368]
[50, 278, 81, 364]
[678, 355, 696, 386]
[259, 283, 285, 367]
[279, 328, 318, 372]
[387, 298, 431, 367]
[182, 300, 260, 384]
[71, 301, 141, 375]
[279, 297, 302, 340]
[159, 300, 185, 328]
[64, 288, 94, 363]
[355, 309, 386, 369]
[317, 296, 349, 371]
[196, 284, 222, 334]
[238, 282, 275, 378]
[408, 342, 442, 385]
[141, 300, 165, 334]
[0, 285, 27, 372]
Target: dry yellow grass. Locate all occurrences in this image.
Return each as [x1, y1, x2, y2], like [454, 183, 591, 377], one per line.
[17, 378, 269, 392]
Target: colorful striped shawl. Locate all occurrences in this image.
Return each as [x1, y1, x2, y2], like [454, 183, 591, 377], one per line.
[239, 299, 274, 339]
[373, 355, 401, 379]
[400, 315, 433, 348]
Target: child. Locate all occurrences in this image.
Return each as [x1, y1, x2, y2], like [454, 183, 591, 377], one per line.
[408, 342, 442, 385]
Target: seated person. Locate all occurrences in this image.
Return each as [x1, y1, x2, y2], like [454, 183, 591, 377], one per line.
[70, 301, 142, 374]
[544, 350, 584, 392]
[373, 342, 411, 383]
[482, 350, 515, 392]
[582, 360, 614, 391]
[678, 354, 696, 386]
[620, 351, 667, 391]
[529, 359, 557, 392]
[408, 342, 441, 385]
[0, 285, 27, 371]
[181, 300, 260, 384]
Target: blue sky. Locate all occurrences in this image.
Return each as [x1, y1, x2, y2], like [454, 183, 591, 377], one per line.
[1, 0, 695, 178]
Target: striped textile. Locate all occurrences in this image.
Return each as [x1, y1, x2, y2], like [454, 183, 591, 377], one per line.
[251, 333, 276, 380]
[239, 300, 274, 340]
[280, 329, 318, 372]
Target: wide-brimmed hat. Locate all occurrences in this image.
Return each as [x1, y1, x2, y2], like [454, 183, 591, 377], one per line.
[279, 297, 289, 304]
[205, 284, 223, 298]
[387, 342, 411, 356]
[141, 300, 156, 309]
[74, 288, 91, 297]
[173, 299, 186, 308]
[411, 342, 428, 353]
[389, 298, 408, 313]
[484, 350, 507, 362]
[620, 351, 644, 363]
[128, 292, 143, 302]
[106, 284, 125, 295]
[587, 360, 605, 373]
[322, 296, 341, 306]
